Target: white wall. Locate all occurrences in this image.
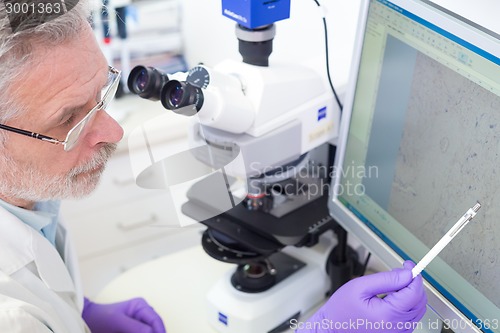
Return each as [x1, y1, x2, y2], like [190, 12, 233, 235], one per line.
[179, 0, 498, 92]
[180, 0, 363, 90]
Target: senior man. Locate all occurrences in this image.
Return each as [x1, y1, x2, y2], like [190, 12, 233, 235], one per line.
[0, 1, 165, 332]
[0, 1, 426, 332]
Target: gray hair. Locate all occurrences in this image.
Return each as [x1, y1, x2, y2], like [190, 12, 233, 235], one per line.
[0, 0, 93, 127]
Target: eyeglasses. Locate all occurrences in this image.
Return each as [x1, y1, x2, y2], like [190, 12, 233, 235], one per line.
[0, 66, 121, 152]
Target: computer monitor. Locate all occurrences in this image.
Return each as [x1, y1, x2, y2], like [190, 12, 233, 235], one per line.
[328, 0, 500, 332]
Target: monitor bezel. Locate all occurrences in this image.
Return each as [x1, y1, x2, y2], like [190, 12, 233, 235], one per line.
[328, 1, 498, 332]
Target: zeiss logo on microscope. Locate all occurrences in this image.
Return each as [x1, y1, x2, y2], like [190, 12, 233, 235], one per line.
[317, 106, 327, 121]
[218, 312, 228, 326]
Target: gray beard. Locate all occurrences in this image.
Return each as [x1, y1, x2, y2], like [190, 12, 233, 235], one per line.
[0, 143, 117, 202]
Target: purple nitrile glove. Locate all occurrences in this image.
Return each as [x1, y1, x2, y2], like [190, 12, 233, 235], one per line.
[82, 297, 166, 333]
[296, 260, 427, 333]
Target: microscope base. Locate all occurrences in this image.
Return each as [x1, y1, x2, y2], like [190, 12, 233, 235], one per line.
[206, 247, 330, 333]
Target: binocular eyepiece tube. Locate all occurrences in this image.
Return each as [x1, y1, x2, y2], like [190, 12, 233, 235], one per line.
[127, 65, 170, 101]
[161, 80, 204, 116]
[127, 65, 204, 116]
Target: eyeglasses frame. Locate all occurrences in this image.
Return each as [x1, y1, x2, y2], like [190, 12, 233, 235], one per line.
[0, 66, 121, 151]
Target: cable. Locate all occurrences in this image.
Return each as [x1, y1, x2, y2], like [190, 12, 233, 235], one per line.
[312, 0, 343, 111]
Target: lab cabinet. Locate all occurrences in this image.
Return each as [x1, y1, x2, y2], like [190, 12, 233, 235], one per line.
[60, 99, 204, 297]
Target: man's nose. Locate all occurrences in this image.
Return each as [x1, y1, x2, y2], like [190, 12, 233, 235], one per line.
[85, 109, 124, 146]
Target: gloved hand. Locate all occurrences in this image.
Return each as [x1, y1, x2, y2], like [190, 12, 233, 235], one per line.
[296, 261, 427, 333]
[82, 297, 166, 333]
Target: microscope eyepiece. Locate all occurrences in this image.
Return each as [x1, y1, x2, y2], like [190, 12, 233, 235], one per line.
[160, 80, 204, 116]
[127, 65, 170, 101]
[168, 82, 184, 106]
[134, 68, 148, 92]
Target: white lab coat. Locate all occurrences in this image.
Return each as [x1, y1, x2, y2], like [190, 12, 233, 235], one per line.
[0, 206, 90, 332]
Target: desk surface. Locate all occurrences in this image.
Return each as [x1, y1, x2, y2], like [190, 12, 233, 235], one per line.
[96, 245, 305, 333]
[96, 245, 231, 332]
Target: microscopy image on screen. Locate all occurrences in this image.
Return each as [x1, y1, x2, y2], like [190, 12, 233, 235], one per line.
[386, 50, 500, 307]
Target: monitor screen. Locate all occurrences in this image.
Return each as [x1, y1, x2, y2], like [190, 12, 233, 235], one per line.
[328, 0, 500, 332]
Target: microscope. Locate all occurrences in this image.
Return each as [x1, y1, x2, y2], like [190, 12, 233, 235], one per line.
[126, 1, 358, 332]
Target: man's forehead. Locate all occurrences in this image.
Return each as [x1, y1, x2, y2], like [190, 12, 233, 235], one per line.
[12, 27, 108, 114]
